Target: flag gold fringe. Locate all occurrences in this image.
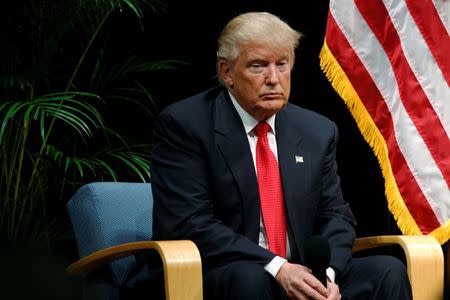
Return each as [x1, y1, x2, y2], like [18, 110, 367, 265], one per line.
[430, 220, 450, 244]
[317, 40, 443, 241]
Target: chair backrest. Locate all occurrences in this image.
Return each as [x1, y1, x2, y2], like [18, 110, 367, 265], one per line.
[67, 182, 153, 286]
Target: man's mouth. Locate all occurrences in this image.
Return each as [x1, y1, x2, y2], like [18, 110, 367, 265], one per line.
[261, 93, 282, 99]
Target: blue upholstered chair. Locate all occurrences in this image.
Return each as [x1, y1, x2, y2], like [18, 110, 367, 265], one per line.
[66, 182, 202, 300]
[67, 182, 444, 300]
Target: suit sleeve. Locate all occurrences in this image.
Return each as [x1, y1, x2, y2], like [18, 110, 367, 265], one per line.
[316, 122, 356, 276]
[151, 110, 275, 271]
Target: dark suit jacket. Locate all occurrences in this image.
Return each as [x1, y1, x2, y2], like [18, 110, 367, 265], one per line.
[151, 86, 356, 276]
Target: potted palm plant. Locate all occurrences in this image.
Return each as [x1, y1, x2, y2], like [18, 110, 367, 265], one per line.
[0, 0, 180, 245]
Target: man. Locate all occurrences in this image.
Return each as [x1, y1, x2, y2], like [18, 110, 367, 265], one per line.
[151, 12, 411, 299]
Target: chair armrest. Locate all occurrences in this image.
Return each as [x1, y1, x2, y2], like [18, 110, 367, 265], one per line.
[353, 235, 443, 300]
[447, 244, 450, 297]
[67, 240, 202, 300]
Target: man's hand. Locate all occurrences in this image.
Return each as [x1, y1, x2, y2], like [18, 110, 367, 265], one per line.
[275, 262, 341, 300]
[326, 280, 340, 300]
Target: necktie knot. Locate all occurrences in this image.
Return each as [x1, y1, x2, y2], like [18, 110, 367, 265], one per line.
[254, 121, 270, 137]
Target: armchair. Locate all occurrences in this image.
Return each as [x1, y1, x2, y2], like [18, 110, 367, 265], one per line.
[66, 182, 444, 300]
[66, 182, 202, 300]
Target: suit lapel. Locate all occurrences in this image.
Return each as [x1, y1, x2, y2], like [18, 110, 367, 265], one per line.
[214, 91, 260, 242]
[275, 107, 309, 258]
[275, 107, 306, 205]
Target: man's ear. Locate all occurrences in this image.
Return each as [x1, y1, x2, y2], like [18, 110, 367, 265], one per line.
[218, 59, 234, 88]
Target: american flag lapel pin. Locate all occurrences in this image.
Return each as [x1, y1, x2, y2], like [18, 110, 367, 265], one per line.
[295, 155, 303, 163]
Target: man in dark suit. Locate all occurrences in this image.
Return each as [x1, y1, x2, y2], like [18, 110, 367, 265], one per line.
[151, 12, 411, 300]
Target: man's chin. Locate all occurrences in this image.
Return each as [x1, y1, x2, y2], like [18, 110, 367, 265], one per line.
[263, 100, 286, 111]
[257, 103, 286, 119]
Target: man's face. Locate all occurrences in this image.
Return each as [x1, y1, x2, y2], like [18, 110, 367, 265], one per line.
[219, 43, 292, 121]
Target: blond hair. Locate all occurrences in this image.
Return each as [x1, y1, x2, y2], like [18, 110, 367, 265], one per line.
[217, 12, 301, 64]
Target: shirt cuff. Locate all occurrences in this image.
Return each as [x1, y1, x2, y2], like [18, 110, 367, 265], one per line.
[264, 256, 288, 278]
[326, 267, 336, 283]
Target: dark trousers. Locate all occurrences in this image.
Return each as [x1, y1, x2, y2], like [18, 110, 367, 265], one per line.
[204, 255, 412, 300]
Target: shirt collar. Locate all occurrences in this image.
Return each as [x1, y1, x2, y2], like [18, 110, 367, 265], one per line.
[228, 91, 276, 135]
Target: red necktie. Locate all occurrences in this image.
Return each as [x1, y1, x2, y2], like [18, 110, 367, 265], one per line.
[254, 121, 287, 258]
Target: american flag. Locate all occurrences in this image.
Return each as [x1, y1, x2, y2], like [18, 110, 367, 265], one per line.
[320, 0, 450, 244]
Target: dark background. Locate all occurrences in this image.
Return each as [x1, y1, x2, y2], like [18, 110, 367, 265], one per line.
[4, 0, 438, 298]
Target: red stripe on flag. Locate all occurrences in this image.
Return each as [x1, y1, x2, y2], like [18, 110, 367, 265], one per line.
[325, 13, 441, 233]
[355, 0, 450, 188]
[405, 0, 450, 85]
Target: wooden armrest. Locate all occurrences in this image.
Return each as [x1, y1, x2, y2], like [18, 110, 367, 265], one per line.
[353, 235, 444, 300]
[447, 244, 450, 296]
[67, 240, 202, 300]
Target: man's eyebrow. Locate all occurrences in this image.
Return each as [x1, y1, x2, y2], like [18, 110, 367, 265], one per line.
[246, 58, 268, 65]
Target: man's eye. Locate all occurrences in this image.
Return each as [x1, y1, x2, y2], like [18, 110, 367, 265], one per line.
[249, 64, 264, 72]
[277, 61, 289, 70]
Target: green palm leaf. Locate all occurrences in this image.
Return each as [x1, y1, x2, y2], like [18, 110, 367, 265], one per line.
[0, 92, 103, 145]
[0, 0, 170, 245]
[46, 143, 150, 182]
[125, 59, 188, 73]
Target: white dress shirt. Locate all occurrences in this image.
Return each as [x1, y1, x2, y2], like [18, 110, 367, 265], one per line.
[228, 92, 335, 283]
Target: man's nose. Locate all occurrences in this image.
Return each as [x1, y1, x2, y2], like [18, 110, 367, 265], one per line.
[264, 65, 281, 85]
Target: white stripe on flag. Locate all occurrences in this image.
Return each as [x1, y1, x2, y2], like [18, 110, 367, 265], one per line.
[330, 0, 450, 224]
[432, 0, 450, 34]
[382, 0, 450, 139]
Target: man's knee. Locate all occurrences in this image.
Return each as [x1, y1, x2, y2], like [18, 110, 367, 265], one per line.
[370, 255, 406, 275]
[226, 261, 271, 288]
[205, 261, 278, 299]
[377, 256, 410, 293]
[340, 255, 411, 300]
[364, 255, 411, 299]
